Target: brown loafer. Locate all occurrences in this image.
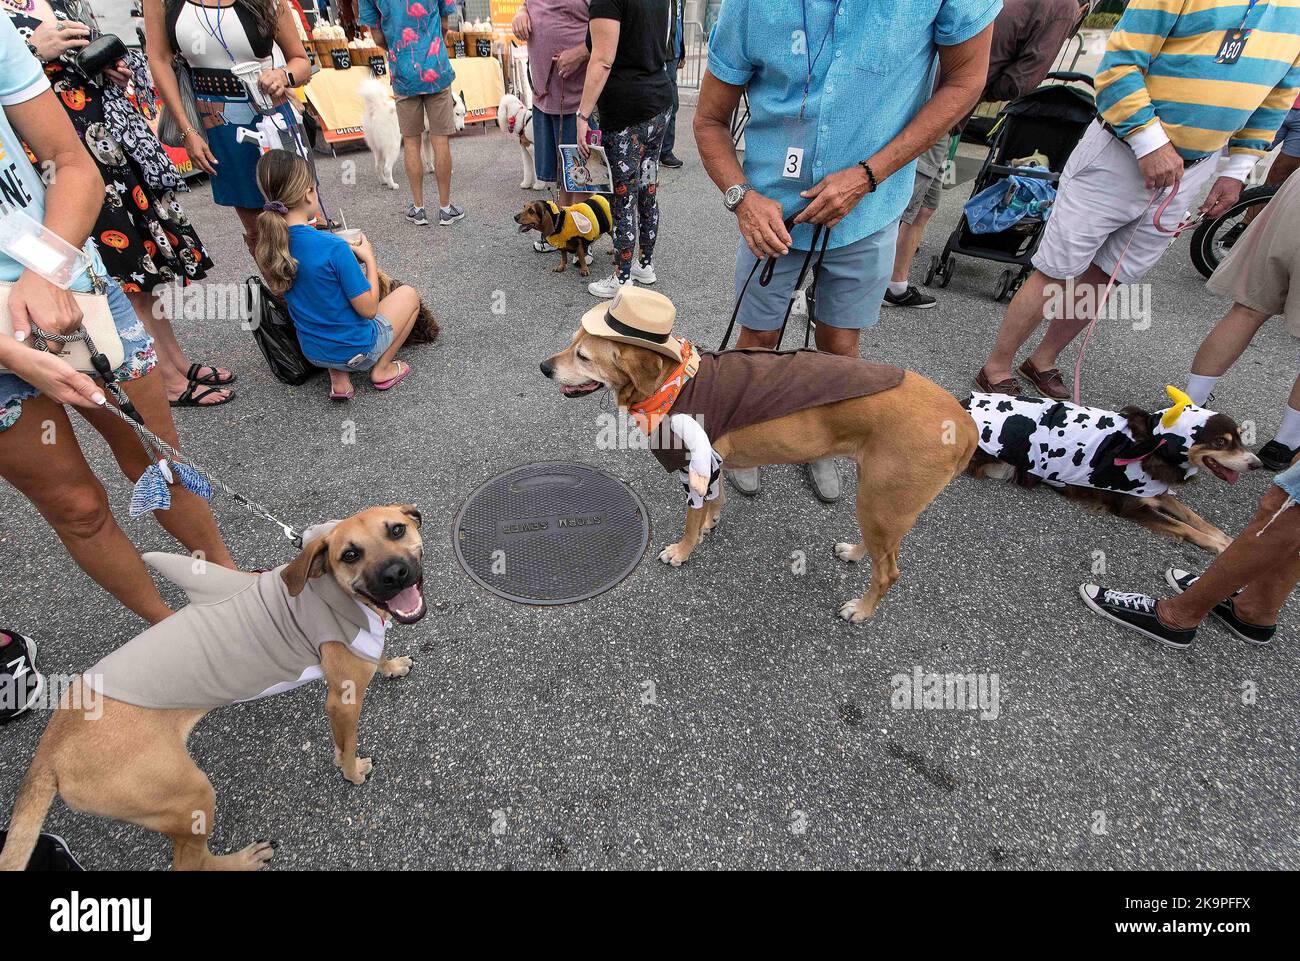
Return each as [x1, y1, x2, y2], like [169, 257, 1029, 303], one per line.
[974, 367, 1021, 395]
[1018, 360, 1070, 399]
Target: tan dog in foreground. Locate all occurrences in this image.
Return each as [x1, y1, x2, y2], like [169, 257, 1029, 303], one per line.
[542, 331, 977, 621]
[0, 506, 425, 871]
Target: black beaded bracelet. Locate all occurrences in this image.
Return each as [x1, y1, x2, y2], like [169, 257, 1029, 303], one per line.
[857, 160, 879, 193]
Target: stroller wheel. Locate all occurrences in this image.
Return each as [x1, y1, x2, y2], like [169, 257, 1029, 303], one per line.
[924, 254, 941, 287]
[994, 268, 1013, 301]
[936, 258, 954, 288]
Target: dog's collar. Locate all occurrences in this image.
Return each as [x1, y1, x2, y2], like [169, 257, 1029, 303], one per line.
[507, 108, 531, 134]
[627, 339, 699, 435]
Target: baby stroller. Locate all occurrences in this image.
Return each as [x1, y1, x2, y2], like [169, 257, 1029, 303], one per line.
[924, 72, 1097, 301]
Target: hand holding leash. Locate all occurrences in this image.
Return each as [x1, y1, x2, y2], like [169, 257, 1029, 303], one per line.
[8, 271, 85, 351]
[796, 164, 872, 228]
[1, 347, 105, 410]
[1199, 176, 1245, 220]
[1137, 142, 1183, 191]
[736, 191, 790, 259]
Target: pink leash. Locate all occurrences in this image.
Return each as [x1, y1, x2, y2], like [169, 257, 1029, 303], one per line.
[1069, 185, 1206, 405]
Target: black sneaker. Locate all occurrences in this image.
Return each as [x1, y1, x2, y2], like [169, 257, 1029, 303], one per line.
[659, 152, 684, 169]
[884, 285, 937, 309]
[1165, 568, 1275, 645]
[0, 831, 84, 870]
[1078, 584, 1197, 650]
[1258, 439, 1298, 471]
[0, 630, 43, 725]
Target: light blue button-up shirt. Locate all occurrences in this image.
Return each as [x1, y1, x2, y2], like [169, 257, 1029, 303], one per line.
[708, 0, 1001, 250]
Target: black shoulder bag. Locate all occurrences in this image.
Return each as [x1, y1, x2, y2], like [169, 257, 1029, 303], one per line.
[245, 276, 322, 386]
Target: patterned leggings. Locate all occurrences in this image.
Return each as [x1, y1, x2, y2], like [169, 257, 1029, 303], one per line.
[604, 110, 669, 282]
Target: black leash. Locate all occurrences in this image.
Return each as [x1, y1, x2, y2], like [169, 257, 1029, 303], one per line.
[717, 214, 831, 351]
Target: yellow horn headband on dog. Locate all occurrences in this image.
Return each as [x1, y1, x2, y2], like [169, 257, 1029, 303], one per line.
[1162, 385, 1193, 428]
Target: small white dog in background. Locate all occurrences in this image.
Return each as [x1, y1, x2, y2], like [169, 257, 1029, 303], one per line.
[359, 77, 467, 190]
[497, 93, 541, 190]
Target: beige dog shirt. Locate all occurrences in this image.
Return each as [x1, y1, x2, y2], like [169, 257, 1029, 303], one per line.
[85, 552, 387, 710]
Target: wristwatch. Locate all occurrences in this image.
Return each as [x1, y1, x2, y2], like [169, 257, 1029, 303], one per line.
[283, 67, 296, 88]
[723, 182, 752, 211]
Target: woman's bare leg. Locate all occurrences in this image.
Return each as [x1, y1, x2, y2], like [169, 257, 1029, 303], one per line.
[0, 394, 173, 624]
[78, 369, 235, 570]
[1190, 304, 1271, 376]
[369, 285, 421, 384]
[235, 206, 261, 262]
[328, 370, 354, 396]
[126, 289, 233, 404]
[1159, 485, 1300, 630]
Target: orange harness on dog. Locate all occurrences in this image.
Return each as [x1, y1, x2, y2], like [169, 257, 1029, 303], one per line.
[627, 339, 700, 435]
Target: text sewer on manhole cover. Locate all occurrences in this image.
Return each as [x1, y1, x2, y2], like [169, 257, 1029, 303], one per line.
[453, 461, 650, 604]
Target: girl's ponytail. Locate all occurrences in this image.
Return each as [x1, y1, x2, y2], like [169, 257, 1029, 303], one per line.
[253, 149, 315, 296]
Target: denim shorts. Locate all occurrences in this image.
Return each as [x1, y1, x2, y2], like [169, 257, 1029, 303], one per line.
[0, 281, 155, 433]
[314, 315, 393, 372]
[1272, 107, 1300, 159]
[532, 109, 577, 185]
[731, 222, 898, 332]
[1274, 459, 1300, 501]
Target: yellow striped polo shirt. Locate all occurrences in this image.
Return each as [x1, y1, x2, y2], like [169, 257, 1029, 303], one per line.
[1095, 0, 1300, 176]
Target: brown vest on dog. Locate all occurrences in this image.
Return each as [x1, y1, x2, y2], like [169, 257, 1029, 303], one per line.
[648, 349, 905, 473]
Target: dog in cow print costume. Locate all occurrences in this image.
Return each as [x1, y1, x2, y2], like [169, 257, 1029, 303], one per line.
[963, 387, 1263, 553]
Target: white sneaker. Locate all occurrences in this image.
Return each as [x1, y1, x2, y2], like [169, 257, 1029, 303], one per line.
[588, 274, 635, 298]
[630, 262, 657, 284]
[533, 239, 557, 253]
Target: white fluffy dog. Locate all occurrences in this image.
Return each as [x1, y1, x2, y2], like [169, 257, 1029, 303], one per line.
[359, 77, 467, 190]
[497, 92, 541, 190]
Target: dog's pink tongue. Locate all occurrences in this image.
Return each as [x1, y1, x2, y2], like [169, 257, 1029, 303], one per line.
[1224, 469, 1240, 485]
[386, 584, 422, 615]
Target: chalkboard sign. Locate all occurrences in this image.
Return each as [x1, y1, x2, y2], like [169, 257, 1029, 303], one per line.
[453, 39, 466, 57]
[368, 55, 387, 76]
[329, 48, 351, 70]
[474, 37, 491, 57]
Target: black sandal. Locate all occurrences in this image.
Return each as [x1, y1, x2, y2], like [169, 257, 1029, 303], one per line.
[186, 363, 237, 386]
[170, 383, 235, 408]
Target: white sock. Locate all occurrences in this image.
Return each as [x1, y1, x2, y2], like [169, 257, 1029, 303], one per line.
[1185, 373, 1219, 406]
[1275, 406, 1300, 449]
[440, 205, 454, 214]
[888, 281, 909, 296]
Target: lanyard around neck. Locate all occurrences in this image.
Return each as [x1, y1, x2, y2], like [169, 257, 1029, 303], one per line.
[799, 0, 845, 120]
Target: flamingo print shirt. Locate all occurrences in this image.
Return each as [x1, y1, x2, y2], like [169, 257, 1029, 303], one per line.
[359, 0, 458, 97]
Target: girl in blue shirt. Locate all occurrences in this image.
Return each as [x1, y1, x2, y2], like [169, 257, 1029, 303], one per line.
[253, 150, 420, 400]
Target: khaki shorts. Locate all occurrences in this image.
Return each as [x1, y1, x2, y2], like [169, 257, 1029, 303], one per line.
[1032, 120, 1219, 284]
[1207, 171, 1300, 335]
[396, 88, 457, 138]
[902, 139, 948, 224]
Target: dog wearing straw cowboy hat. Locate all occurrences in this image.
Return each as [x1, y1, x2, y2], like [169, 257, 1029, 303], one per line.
[540, 286, 978, 622]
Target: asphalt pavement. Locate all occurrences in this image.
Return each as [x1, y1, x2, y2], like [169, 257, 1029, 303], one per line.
[1, 104, 1296, 870]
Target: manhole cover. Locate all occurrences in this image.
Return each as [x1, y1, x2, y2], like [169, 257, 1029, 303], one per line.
[453, 461, 650, 605]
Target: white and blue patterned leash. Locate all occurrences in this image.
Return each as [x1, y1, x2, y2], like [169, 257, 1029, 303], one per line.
[34, 324, 303, 548]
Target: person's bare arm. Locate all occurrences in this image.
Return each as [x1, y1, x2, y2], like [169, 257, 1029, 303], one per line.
[142, 0, 219, 174]
[575, 18, 618, 156]
[797, 23, 993, 227]
[694, 69, 790, 258]
[258, 2, 312, 99]
[0, 89, 110, 408]
[371, 25, 387, 49]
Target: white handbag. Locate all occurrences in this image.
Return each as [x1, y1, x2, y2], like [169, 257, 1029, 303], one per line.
[0, 276, 124, 375]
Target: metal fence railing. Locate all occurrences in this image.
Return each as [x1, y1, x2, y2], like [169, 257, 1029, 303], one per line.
[678, 20, 706, 91]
